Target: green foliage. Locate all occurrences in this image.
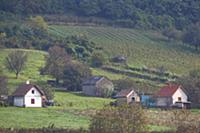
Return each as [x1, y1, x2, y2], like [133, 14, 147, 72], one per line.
[90, 52, 106, 68]
[30, 16, 48, 31]
[63, 62, 91, 91]
[1, 0, 200, 29]
[40, 85, 54, 100]
[183, 23, 200, 50]
[162, 28, 182, 41]
[89, 104, 148, 133]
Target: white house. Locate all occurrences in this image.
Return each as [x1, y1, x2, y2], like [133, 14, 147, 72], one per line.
[114, 89, 140, 105]
[12, 82, 45, 107]
[155, 84, 190, 108]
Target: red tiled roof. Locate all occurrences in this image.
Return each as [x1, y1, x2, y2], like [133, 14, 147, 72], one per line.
[115, 89, 134, 98]
[155, 84, 181, 97]
[12, 84, 44, 96]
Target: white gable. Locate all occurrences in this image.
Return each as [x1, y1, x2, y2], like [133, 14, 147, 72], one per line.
[172, 87, 188, 104]
[25, 87, 41, 97]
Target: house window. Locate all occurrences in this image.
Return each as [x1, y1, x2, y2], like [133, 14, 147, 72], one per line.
[178, 97, 182, 101]
[31, 99, 35, 104]
[32, 90, 35, 94]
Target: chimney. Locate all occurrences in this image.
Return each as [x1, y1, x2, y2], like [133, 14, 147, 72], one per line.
[26, 80, 30, 84]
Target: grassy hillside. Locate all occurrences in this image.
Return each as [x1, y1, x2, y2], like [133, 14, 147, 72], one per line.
[0, 49, 113, 129]
[49, 25, 200, 75]
[0, 49, 50, 92]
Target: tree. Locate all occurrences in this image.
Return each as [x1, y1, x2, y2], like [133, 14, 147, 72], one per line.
[40, 85, 54, 100]
[89, 104, 148, 133]
[176, 69, 200, 108]
[30, 16, 48, 31]
[5, 50, 27, 79]
[90, 52, 106, 67]
[44, 46, 70, 84]
[0, 76, 8, 96]
[63, 62, 91, 91]
[162, 27, 182, 41]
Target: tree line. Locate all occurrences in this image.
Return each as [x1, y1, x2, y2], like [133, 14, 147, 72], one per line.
[0, 0, 200, 30]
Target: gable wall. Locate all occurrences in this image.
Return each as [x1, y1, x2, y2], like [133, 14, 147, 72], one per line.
[172, 88, 188, 104]
[24, 87, 42, 107]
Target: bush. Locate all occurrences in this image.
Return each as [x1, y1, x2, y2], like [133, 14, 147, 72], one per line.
[90, 52, 106, 67]
[89, 104, 148, 133]
[172, 110, 200, 133]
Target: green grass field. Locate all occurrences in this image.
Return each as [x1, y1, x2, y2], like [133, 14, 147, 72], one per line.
[0, 92, 114, 129]
[49, 25, 200, 75]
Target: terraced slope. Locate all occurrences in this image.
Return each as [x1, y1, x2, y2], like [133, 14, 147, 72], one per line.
[49, 25, 200, 75]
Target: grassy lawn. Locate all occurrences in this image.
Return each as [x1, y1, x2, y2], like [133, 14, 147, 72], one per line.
[0, 107, 89, 129]
[0, 91, 113, 129]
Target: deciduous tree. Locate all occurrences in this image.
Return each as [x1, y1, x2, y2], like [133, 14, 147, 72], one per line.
[5, 50, 27, 79]
[44, 46, 70, 84]
[63, 62, 91, 91]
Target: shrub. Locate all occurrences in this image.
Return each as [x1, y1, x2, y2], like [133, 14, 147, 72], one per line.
[89, 104, 148, 133]
[90, 52, 106, 67]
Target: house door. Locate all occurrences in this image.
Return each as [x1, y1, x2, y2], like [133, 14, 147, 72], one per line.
[132, 97, 135, 102]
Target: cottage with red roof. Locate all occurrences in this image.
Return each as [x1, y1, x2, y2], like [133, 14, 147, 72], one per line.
[114, 89, 140, 105]
[12, 81, 45, 107]
[155, 84, 190, 108]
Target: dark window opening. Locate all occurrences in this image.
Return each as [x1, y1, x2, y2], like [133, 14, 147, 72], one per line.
[31, 99, 35, 104]
[178, 97, 182, 101]
[32, 90, 35, 94]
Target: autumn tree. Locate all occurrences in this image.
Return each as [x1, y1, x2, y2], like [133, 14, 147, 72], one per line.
[89, 104, 148, 133]
[44, 46, 70, 84]
[5, 50, 27, 79]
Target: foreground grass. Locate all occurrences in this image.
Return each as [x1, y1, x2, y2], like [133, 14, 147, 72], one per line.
[0, 107, 89, 129]
[0, 92, 113, 129]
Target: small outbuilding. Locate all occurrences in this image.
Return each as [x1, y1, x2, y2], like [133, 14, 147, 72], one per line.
[114, 89, 140, 105]
[82, 76, 114, 97]
[155, 84, 190, 109]
[12, 82, 45, 107]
